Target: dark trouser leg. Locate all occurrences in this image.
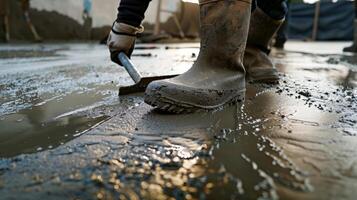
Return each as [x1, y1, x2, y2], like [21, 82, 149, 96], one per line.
[274, 19, 288, 48]
[274, 2, 290, 48]
[117, 0, 151, 27]
[254, 0, 288, 20]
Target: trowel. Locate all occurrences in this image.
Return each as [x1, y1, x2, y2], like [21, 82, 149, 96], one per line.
[118, 52, 179, 95]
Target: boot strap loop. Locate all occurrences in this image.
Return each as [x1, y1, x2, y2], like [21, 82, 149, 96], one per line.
[199, 0, 251, 6]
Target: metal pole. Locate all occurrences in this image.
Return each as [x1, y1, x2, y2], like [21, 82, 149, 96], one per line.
[312, 0, 320, 41]
[118, 52, 142, 84]
[4, 15, 10, 42]
[154, 0, 162, 35]
[172, 15, 185, 38]
[161, 9, 185, 38]
[24, 12, 42, 41]
[1, 0, 10, 42]
[22, 0, 42, 42]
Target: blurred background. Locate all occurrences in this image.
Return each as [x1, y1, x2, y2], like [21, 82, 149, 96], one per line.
[0, 0, 355, 43]
[0, 2, 357, 197]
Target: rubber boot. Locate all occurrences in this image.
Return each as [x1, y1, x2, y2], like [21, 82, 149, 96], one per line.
[343, 20, 357, 53]
[244, 8, 284, 83]
[144, 0, 252, 113]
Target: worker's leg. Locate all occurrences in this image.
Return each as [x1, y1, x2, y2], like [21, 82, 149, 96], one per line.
[274, 1, 290, 49]
[144, 0, 252, 113]
[343, 1, 357, 52]
[274, 18, 288, 49]
[244, 0, 287, 82]
[255, 0, 287, 21]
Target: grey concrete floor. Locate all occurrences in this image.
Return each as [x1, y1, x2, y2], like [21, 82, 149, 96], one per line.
[0, 41, 356, 199]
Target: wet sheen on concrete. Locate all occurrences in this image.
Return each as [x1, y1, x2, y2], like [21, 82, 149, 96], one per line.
[0, 42, 356, 199]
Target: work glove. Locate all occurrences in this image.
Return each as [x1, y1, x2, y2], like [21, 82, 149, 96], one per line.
[107, 22, 144, 65]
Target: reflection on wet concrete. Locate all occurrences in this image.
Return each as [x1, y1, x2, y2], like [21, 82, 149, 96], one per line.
[0, 110, 108, 157]
[0, 42, 356, 199]
[0, 83, 115, 157]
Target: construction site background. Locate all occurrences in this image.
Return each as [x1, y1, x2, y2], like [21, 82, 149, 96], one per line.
[0, 0, 355, 42]
[0, 0, 199, 42]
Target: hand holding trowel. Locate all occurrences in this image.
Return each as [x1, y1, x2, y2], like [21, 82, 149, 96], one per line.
[107, 22, 178, 95]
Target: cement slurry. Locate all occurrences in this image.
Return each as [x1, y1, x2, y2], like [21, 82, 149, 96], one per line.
[0, 42, 356, 199]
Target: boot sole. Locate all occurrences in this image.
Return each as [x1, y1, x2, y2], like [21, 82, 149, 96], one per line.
[144, 90, 246, 114]
[343, 47, 357, 53]
[247, 71, 280, 84]
[249, 76, 279, 84]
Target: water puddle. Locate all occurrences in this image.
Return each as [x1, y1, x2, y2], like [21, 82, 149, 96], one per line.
[0, 87, 116, 157]
[0, 44, 120, 157]
[0, 113, 108, 157]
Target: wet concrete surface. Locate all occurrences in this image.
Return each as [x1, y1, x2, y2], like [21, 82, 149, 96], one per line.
[0, 41, 356, 199]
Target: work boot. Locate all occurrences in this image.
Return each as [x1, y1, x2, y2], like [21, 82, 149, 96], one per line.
[144, 0, 252, 113]
[343, 20, 357, 53]
[244, 8, 284, 83]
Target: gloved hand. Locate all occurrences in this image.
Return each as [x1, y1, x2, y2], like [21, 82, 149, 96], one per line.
[107, 22, 144, 65]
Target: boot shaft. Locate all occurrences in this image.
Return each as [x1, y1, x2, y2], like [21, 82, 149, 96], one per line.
[247, 8, 284, 52]
[198, 0, 252, 66]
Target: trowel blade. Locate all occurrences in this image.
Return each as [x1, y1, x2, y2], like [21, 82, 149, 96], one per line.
[119, 74, 178, 95]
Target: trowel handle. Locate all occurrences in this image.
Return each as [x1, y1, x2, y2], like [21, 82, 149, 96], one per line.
[118, 52, 142, 83]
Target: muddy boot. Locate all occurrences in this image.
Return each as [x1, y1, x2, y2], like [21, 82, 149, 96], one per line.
[343, 20, 357, 53]
[244, 8, 284, 83]
[144, 0, 252, 113]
